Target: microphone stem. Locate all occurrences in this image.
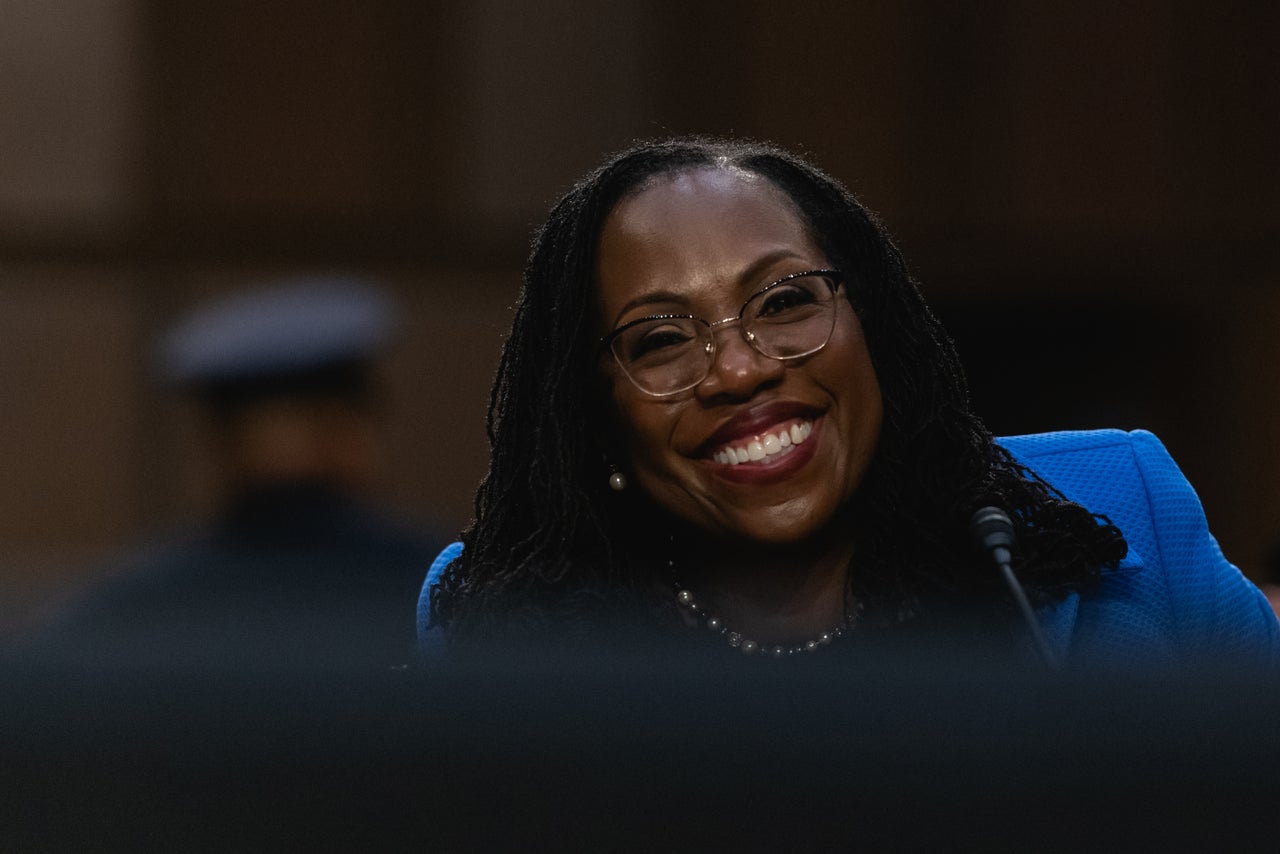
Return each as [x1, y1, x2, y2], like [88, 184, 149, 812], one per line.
[997, 561, 1058, 671]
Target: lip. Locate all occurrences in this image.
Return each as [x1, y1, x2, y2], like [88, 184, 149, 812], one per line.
[696, 400, 823, 455]
[707, 415, 822, 484]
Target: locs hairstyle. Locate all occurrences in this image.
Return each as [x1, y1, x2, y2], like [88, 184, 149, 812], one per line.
[432, 137, 1126, 638]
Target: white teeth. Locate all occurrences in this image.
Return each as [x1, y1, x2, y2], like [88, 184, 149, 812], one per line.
[711, 420, 813, 466]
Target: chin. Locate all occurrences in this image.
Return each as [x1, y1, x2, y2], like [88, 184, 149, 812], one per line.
[712, 501, 842, 547]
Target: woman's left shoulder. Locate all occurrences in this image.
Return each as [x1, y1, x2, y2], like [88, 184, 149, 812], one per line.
[997, 428, 1202, 517]
[1001, 429, 1280, 661]
[997, 428, 1183, 534]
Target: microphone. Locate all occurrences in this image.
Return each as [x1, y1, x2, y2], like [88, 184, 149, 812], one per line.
[970, 506, 1058, 670]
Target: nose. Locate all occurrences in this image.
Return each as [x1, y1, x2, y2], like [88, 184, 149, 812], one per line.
[693, 321, 785, 402]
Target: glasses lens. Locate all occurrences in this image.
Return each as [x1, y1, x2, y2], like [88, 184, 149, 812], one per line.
[743, 274, 838, 359]
[610, 318, 708, 395]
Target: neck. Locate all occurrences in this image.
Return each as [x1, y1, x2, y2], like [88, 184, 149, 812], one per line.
[676, 527, 855, 645]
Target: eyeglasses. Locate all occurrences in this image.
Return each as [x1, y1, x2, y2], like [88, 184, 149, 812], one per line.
[600, 269, 844, 397]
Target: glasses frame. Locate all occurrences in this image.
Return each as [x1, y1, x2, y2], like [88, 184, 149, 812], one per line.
[599, 269, 845, 397]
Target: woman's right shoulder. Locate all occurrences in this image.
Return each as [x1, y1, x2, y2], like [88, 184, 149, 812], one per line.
[417, 541, 464, 650]
[426, 542, 464, 589]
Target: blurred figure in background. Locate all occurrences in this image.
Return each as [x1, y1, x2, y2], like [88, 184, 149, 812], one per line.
[34, 277, 443, 668]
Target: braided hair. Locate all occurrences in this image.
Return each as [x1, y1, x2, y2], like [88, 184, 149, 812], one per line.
[431, 137, 1126, 639]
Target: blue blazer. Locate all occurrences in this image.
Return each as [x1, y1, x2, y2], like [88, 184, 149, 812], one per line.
[418, 429, 1280, 663]
[998, 429, 1278, 663]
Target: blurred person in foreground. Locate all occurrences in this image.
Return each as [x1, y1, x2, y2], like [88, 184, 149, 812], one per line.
[419, 138, 1278, 666]
[38, 278, 443, 669]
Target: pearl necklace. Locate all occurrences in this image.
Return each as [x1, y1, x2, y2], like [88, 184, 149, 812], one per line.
[670, 579, 858, 657]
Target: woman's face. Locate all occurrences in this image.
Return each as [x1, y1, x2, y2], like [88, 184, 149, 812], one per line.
[594, 166, 883, 546]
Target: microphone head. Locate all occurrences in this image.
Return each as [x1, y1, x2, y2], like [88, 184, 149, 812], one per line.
[970, 506, 1015, 552]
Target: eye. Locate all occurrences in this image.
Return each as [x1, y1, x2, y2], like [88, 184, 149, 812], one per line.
[623, 321, 697, 361]
[756, 282, 820, 318]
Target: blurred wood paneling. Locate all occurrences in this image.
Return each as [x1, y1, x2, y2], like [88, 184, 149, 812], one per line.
[1, 0, 1277, 629]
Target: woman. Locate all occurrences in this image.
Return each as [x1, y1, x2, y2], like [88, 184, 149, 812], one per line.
[422, 137, 1277, 663]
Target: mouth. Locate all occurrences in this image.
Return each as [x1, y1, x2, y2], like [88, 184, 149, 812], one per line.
[708, 418, 814, 467]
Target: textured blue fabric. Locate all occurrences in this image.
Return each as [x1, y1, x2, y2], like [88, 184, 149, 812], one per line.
[417, 430, 1280, 662]
[417, 541, 462, 645]
[998, 429, 1280, 664]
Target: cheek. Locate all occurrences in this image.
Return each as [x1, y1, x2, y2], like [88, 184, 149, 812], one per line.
[846, 332, 882, 411]
[611, 398, 677, 477]
[603, 382, 671, 469]
[605, 396, 704, 519]
[828, 314, 884, 452]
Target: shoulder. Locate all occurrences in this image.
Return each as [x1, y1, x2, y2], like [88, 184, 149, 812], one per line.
[998, 429, 1280, 662]
[25, 531, 218, 650]
[996, 428, 1187, 537]
[997, 427, 1167, 491]
[997, 428, 1221, 574]
[425, 541, 465, 589]
[70, 531, 221, 606]
[417, 541, 464, 649]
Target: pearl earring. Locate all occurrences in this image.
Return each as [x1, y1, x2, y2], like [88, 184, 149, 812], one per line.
[608, 469, 627, 491]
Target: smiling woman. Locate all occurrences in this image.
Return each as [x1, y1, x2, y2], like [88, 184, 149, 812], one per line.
[421, 138, 1279, 664]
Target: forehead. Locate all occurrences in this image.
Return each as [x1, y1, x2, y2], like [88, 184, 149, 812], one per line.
[594, 166, 821, 318]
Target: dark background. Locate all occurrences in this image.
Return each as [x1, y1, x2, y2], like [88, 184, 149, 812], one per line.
[1, 0, 1277, 632]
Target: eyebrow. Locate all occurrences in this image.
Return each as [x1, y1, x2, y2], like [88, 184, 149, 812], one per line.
[609, 248, 811, 328]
